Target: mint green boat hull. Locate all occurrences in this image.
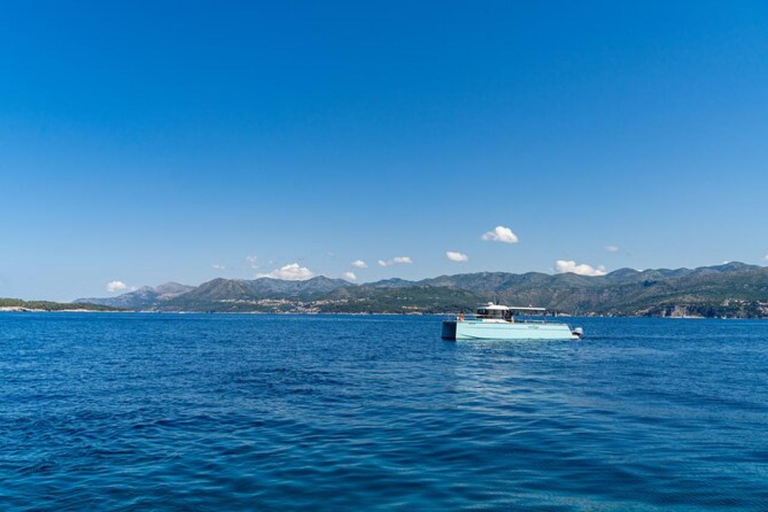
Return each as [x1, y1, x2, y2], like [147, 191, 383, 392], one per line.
[442, 320, 578, 341]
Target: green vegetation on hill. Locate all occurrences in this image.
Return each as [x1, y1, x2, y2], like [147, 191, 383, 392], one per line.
[0, 298, 125, 312]
[319, 286, 485, 314]
[73, 263, 768, 317]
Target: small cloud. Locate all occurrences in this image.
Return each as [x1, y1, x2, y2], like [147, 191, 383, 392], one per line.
[481, 226, 519, 244]
[212, 263, 226, 270]
[378, 256, 413, 267]
[765, 254, 768, 261]
[246, 255, 258, 268]
[342, 271, 357, 281]
[257, 263, 314, 281]
[446, 251, 469, 262]
[351, 260, 367, 269]
[555, 260, 607, 277]
[106, 280, 127, 292]
[605, 245, 619, 252]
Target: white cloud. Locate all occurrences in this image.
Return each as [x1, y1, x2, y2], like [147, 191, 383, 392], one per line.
[555, 260, 607, 277]
[446, 251, 469, 262]
[351, 260, 367, 269]
[481, 226, 519, 244]
[378, 256, 413, 267]
[257, 263, 314, 281]
[605, 245, 619, 252]
[765, 254, 768, 261]
[106, 280, 127, 292]
[246, 255, 258, 268]
[212, 263, 226, 270]
[342, 271, 357, 281]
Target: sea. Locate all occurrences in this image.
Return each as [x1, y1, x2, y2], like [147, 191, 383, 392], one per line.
[1, 313, 766, 511]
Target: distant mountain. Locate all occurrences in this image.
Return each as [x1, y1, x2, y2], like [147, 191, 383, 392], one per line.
[75, 263, 768, 318]
[154, 282, 195, 296]
[76, 282, 194, 310]
[410, 263, 768, 316]
[160, 276, 351, 312]
[366, 278, 418, 289]
[76, 277, 350, 312]
[245, 276, 350, 297]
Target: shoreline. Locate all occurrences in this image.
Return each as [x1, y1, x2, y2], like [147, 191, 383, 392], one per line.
[0, 309, 762, 319]
[0, 307, 128, 313]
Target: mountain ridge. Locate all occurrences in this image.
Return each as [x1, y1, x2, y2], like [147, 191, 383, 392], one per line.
[74, 262, 768, 317]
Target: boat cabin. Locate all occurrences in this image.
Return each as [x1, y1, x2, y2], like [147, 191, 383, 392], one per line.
[476, 304, 512, 320]
[475, 303, 546, 321]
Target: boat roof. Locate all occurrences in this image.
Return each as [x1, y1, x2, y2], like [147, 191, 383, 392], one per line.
[478, 303, 547, 312]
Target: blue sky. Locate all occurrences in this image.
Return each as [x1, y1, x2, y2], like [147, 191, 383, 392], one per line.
[1, 1, 767, 300]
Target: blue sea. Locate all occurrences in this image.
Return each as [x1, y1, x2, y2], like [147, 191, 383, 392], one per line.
[1, 314, 767, 511]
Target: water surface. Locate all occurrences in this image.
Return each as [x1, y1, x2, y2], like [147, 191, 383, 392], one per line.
[1, 314, 767, 510]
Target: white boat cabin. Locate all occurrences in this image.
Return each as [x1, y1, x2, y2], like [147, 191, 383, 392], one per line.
[473, 303, 547, 323]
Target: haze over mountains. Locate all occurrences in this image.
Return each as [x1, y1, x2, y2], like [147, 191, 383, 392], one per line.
[76, 262, 768, 318]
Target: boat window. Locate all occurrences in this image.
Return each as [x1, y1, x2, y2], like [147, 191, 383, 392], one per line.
[477, 308, 504, 319]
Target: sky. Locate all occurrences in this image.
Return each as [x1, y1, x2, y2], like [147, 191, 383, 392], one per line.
[1, 1, 768, 301]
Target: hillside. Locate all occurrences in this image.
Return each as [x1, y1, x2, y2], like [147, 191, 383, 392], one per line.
[0, 298, 125, 312]
[76, 282, 195, 310]
[74, 263, 768, 317]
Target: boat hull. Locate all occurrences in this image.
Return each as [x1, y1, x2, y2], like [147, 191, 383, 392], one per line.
[442, 320, 578, 341]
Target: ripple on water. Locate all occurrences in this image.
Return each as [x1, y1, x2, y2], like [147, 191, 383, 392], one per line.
[0, 314, 767, 510]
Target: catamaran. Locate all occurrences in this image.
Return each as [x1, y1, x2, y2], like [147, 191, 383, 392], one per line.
[441, 303, 583, 341]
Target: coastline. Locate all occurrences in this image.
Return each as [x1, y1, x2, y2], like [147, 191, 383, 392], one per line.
[0, 307, 129, 313]
[0, 308, 760, 319]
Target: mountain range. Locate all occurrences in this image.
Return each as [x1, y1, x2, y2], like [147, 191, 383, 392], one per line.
[75, 262, 768, 317]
